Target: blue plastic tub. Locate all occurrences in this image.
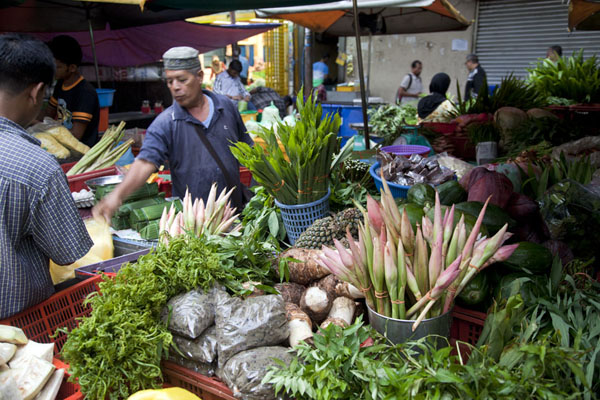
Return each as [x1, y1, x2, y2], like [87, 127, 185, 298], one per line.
[275, 189, 330, 245]
[96, 88, 116, 108]
[370, 162, 410, 198]
[321, 103, 365, 138]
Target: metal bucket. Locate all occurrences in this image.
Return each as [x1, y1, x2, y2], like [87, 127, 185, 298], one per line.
[367, 304, 452, 347]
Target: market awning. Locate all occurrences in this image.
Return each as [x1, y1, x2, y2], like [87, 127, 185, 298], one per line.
[77, 0, 340, 12]
[569, 0, 600, 31]
[257, 0, 469, 35]
[256, 0, 470, 35]
[24, 21, 280, 67]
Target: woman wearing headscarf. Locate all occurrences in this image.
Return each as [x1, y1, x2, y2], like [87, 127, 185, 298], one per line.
[417, 73, 453, 123]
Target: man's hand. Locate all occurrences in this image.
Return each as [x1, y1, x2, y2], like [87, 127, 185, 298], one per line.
[92, 191, 122, 223]
[243, 95, 251, 102]
[231, 95, 243, 101]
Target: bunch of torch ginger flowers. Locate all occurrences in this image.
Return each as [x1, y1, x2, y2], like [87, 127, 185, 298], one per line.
[158, 183, 241, 244]
[317, 177, 518, 331]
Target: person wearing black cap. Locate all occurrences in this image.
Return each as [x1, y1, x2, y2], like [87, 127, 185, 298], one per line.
[93, 46, 253, 222]
[213, 59, 251, 105]
[45, 35, 100, 147]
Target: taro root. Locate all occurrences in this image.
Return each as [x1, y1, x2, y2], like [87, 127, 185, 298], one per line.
[274, 282, 306, 305]
[300, 286, 333, 323]
[278, 248, 330, 285]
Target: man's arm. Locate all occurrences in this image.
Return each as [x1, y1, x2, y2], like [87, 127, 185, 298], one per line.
[70, 120, 88, 140]
[472, 70, 487, 98]
[92, 159, 157, 222]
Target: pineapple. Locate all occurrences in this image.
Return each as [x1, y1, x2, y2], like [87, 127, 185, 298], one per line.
[294, 208, 363, 249]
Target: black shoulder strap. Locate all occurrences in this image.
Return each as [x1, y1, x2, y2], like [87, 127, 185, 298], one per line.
[406, 74, 413, 91]
[192, 124, 237, 190]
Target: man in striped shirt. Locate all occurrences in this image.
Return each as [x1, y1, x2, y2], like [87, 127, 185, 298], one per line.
[0, 34, 93, 319]
[45, 35, 100, 147]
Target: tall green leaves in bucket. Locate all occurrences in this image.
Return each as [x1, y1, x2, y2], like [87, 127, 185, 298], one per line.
[231, 88, 353, 205]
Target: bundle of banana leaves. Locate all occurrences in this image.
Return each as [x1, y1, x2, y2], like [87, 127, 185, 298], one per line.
[158, 183, 240, 244]
[231, 88, 353, 205]
[318, 174, 518, 330]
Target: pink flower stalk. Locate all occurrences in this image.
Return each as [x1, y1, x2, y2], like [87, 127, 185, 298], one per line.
[401, 209, 415, 256]
[460, 197, 491, 261]
[421, 216, 433, 243]
[414, 226, 429, 294]
[367, 195, 384, 235]
[405, 264, 422, 301]
[481, 243, 519, 269]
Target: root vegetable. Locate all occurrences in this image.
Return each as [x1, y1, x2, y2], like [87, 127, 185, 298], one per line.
[280, 248, 330, 285]
[274, 283, 305, 305]
[300, 286, 333, 323]
[317, 274, 364, 300]
[285, 303, 313, 347]
[320, 318, 348, 329]
[326, 297, 356, 326]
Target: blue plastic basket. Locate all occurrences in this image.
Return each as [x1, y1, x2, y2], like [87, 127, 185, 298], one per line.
[96, 88, 116, 108]
[275, 189, 331, 245]
[370, 162, 410, 198]
[381, 145, 431, 157]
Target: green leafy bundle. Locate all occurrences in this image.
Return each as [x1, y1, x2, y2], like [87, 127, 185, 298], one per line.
[263, 318, 585, 399]
[466, 121, 500, 145]
[60, 234, 278, 399]
[489, 74, 546, 111]
[527, 50, 600, 104]
[241, 185, 286, 244]
[503, 117, 583, 157]
[231, 88, 351, 205]
[367, 103, 418, 145]
[477, 259, 600, 399]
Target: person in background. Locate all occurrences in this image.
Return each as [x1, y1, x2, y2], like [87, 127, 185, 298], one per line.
[0, 34, 92, 319]
[93, 46, 253, 221]
[417, 73, 453, 123]
[234, 47, 250, 85]
[546, 45, 563, 62]
[249, 82, 292, 119]
[464, 53, 487, 100]
[396, 60, 423, 104]
[210, 55, 225, 80]
[213, 60, 251, 105]
[312, 53, 330, 88]
[45, 35, 100, 147]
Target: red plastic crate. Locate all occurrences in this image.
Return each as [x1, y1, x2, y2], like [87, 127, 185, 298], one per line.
[239, 167, 252, 187]
[53, 359, 84, 400]
[162, 361, 236, 400]
[450, 305, 487, 346]
[67, 166, 120, 192]
[0, 275, 102, 356]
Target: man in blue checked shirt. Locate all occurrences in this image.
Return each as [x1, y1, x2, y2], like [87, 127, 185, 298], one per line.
[0, 34, 93, 319]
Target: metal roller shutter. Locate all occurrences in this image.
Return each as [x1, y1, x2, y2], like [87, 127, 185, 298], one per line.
[475, 0, 600, 85]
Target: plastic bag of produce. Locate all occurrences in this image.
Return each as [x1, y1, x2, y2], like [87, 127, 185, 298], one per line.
[163, 288, 226, 340]
[218, 346, 294, 400]
[49, 217, 113, 284]
[172, 326, 218, 364]
[167, 353, 216, 377]
[215, 295, 289, 368]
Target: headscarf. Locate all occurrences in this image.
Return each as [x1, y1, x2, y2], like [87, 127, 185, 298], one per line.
[417, 73, 451, 119]
[211, 55, 223, 74]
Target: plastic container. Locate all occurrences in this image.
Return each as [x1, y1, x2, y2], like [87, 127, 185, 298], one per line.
[450, 305, 487, 345]
[0, 275, 102, 355]
[67, 166, 120, 192]
[421, 122, 457, 134]
[99, 107, 109, 132]
[96, 88, 116, 108]
[162, 361, 236, 400]
[239, 167, 252, 187]
[381, 145, 431, 158]
[75, 236, 154, 277]
[53, 358, 84, 400]
[275, 189, 331, 245]
[370, 162, 410, 198]
[367, 304, 452, 347]
[240, 110, 258, 124]
[320, 103, 364, 138]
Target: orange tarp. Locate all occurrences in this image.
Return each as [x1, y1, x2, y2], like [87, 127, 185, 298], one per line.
[569, 0, 600, 31]
[276, 10, 345, 32]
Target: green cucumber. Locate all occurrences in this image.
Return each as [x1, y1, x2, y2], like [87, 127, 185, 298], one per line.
[457, 272, 489, 306]
[407, 183, 436, 207]
[437, 180, 467, 206]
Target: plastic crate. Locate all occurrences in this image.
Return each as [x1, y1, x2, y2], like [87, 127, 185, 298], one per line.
[162, 361, 236, 400]
[75, 248, 150, 277]
[0, 275, 102, 356]
[53, 358, 84, 400]
[67, 166, 120, 192]
[239, 167, 252, 187]
[450, 305, 487, 346]
[274, 189, 330, 245]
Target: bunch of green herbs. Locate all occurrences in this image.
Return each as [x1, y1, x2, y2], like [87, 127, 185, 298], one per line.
[527, 50, 600, 104]
[241, 185, 286, 244]
[330, 159, 377, 212]
[231, 88, 352, 205]
[263, 318, 584, 399]
[503, 117, 584, 157]
[368, 103, 418, 145]
[467, 121, 500, 145]
[60, 233, 279, 399]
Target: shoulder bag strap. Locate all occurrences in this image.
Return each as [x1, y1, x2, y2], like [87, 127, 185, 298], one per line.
[192, 124, 237, 190]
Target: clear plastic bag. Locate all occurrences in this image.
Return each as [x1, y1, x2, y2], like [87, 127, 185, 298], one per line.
[168, 353, 216, 377]
[215, 295, 289, 368]
[172, 326, 218, 364]
[218, 346, 294, 400]
[163, 288, 227, 339]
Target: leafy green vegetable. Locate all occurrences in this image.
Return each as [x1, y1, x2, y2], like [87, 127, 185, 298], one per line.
[527, 50, 600, 104]
[241, 185, 286, 244]
[60, 233, 279, 399]
[367, 103, 418, 145]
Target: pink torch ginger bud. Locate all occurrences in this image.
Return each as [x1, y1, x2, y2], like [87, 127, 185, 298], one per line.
[367, 195, 384, 235]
